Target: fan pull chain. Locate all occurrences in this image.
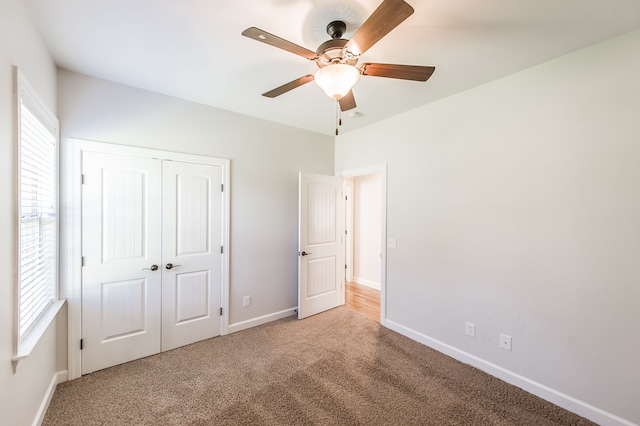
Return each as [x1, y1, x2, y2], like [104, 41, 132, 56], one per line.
[335, 101, 342, 135]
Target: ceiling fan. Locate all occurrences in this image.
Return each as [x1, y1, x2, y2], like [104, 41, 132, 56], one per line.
[242, 0, 435, 113]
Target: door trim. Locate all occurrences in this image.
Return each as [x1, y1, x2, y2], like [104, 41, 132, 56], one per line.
[336, 164, 388, 325]
[62, 138, 231, 380]
[344, 181, 353, 284]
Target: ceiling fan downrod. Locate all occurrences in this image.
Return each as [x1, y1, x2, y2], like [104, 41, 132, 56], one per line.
[326, 21, 347, 39]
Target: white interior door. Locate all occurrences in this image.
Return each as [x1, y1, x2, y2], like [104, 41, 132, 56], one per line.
[298, 172, 344, 319]
[82, 152, 224, 373]
[81, 152, 162, 374]
[161, 161, 222, 351]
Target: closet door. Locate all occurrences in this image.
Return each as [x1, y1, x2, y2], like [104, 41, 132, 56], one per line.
[81, 152, 162, 374]
[161, 161, 223, 351]
[81, 153, 224, 374]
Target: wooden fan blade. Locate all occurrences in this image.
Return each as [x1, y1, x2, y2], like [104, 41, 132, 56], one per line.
[360, 63, 435, 81]
[344, 0, 414, 56]
[242, 27, 318, 60]
[339, 90, 357, 111]
[262, 74, 314, 98]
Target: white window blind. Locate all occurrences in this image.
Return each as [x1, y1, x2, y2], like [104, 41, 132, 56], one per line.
[18, 90, 58, 340]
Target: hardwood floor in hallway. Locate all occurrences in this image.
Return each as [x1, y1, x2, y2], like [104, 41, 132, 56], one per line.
[345, 281, 380, 322]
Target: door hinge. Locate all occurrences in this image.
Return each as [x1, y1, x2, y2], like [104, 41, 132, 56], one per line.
[345, 264, 347, 270]
[219, 307, 223, 316]
[80, 339, 84, 350]
[81, 174, 85, 185]
[345, 195, 347, 200]
[220, 246, 224, 254]
[221, 184, 224, 192]
[81, 256, 85, 267]
[345, 229, 347, 235]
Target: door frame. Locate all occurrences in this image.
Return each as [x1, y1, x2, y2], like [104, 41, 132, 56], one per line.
[62, 138, 231, 380]
[336, 164, 387, 325]
[344, 180, 354, 284]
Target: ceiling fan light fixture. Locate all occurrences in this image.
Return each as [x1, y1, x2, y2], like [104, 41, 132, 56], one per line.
[314, 64, 360, 100]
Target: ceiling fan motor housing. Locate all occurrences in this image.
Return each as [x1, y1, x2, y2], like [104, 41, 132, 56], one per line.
[316, 21, 357, 68]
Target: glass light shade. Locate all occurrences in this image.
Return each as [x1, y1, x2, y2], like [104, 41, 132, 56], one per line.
[314, 64, 360, 100]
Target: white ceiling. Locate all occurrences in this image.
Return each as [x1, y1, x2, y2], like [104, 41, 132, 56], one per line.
[26, 0, 640, 136]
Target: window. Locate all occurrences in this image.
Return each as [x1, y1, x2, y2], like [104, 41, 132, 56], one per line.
[13, 68, 63, 369]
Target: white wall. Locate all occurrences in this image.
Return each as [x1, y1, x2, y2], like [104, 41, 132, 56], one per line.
[57, 70, 334, 328]
[0, 1, 62, 425]
[336, 29, 640, 425]
[353, 174, 381, 289]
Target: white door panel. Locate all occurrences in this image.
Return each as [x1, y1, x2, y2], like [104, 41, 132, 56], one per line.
[161, 161, 222, 351]
[81, 152, 162, 374]
[298, 173, 344, 319]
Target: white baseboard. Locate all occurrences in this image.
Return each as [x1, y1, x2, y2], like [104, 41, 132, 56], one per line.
[353, 276, 381, 290]
[228, 307, 297, 334]
[33, 370, 67, 426]
[385, 320, 635, 426]
[55, 370, 68, 384]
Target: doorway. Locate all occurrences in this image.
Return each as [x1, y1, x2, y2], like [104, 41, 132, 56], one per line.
[338, 165, 387, 324]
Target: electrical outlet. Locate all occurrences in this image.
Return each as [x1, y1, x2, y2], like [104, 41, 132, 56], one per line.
[499, 333, 512, 351]
[243, 295, 251, 307]
[465, 322, 476, 338]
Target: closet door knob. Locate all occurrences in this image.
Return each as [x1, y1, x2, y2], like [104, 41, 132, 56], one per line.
[142, 265, 159, 271]
[165, 263, 181, 270]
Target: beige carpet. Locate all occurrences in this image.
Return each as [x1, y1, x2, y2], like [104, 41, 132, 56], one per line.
[44, 307, 594, 425]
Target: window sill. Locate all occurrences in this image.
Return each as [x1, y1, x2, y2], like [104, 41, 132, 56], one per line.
[12, 300, 65, 373]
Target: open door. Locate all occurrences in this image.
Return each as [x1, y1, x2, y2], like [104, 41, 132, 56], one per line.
[298, 172, 344, 319]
